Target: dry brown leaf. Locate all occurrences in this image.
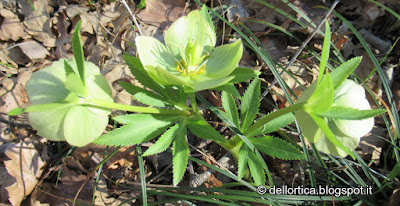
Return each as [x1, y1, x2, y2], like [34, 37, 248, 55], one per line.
[19, 0, 55, 47]
[18, 41, 50, 60]
[0, 9, 29, 41]
[66, 5, 99, 34]
[136, 0, 186, 29]
[0, 70, 31, 115]
[0, 142, 45, 205]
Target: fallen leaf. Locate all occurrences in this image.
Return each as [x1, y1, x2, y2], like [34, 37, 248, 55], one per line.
[18, 41, 50, 60]
[136, 0, 186, 29]
[0, 8, 29, 41]
[19, 0, 56, 47]
[66, 5, 99, 34]
[0, 142, 45, 205]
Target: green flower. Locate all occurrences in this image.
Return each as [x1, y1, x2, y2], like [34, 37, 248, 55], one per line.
[25, 58, 113, 146]
[135, 9, 243, 92]
[296, 79, 374, 157]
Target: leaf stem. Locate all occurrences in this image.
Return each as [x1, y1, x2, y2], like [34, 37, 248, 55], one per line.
[244, 102, 307, 136]
[189, 93, 199, 114]
[87, 98, 190, 116]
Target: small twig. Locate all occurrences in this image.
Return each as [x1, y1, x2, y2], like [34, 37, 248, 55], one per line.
[120, 0, 144, 36]
[260, 0, 340, 101]
[0, 118, 32, 128]
[188, 143, 233, 187]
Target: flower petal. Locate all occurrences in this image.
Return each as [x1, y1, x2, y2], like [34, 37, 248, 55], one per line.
[333, 80, 374, 138]
[205, 39, 243, 78]
[314, 120, 360, 157]
[295, 110, 324, 143]
[136, 36, 176, 71]
[144, 65, 190, 88]
[165, 10, 216, 58]
[185, 75, 234, 92]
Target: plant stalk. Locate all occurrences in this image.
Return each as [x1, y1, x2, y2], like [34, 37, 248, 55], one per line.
[87, 98, 190, 116]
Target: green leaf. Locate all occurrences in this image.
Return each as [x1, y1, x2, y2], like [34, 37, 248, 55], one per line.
[221, 91, 240, 128]
[319, 106, 386, 120]
[119, 81, 170, 107]
[64, 60, 74, 76]
[123, 54, 167, 96]
[200, 4, 213, 29]
[172, 121, 189, 185]
[214, 84, 241, 98]
[238, 144, 250, 180]
[205, 40, 243, 78]
[247, 152, 265, 185]
[165, 10, 216, 58]
[247, 112, 295, 137]
[227, 67, 261, 84]
[331, 57, 362, 90]
[72, 21, 85, 85]
[309, 113, 355, 159]
[143, 123, 179, 156]
[187, 117, 228, 143]
[137, 0, 145, 9]
[318, 21, 331, 84]
[8, 107, 24, 116]
[240, 78, 260, 131]
[305, 73, 333, 114]
[250, 136, 305, 160]
[65, 73, 88, 97]
[94, 114, 180, 146]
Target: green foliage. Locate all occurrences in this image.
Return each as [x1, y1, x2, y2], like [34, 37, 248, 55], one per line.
[72, 21, 86, 85]
[319, 106, 386, 120]
[119, 81, 170, 107]
[172, 121, 189, 186]
[249, 136, 305, 160]
[221, 91, 240, 129]
[94, 114, 180, 146]
[240, 78, 261, 131]
[143, 123, 179, 156]
[248, 112, 295, 137]
[187, 117, 228, 143]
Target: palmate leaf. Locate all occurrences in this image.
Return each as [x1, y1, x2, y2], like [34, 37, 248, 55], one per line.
[247, 151, 266, 185]
[247, 112, 295, 137]
[237, 144, 250, 180]
[331, 57, 362, 90]
[318, 21, 331, 84]
[142, 123, 179, 156]
[119, 81, 170, 107]
[240, 77, 261, 131]
[249, 136, 305, 160]
[172, 121, 189, 186]
[94, 114, 180, 146]
[227, 67, 261, 84]
[187, 117, 228, 143]
[221, 91, 240, 129]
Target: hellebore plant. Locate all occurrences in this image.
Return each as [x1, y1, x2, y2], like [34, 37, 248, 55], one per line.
[9, 7, 385, 187]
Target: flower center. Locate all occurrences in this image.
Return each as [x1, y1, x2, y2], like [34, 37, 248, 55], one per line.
[175, 31, 211, 76]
